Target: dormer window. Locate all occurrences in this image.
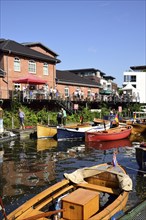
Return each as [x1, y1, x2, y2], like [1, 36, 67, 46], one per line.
[28, 60, 36, 73]
[43, 63, 48, 75]
[14, 57, 20, 71]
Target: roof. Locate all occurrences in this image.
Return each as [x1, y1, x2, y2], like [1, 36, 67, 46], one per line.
[122, 83, 137, 91]
[103, 76, 115, 80]
[68, 68, 106, 76]
[21, 42, 59, 57]
[56, 70, 102, 88]
[0, 39, 61, 64]
[130, 65, 146, 71]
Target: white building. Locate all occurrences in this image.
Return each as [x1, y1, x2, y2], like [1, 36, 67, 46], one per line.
[123, 65, 146, 103]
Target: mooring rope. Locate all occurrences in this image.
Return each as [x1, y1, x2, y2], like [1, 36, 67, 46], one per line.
[124, 166, 146, 174]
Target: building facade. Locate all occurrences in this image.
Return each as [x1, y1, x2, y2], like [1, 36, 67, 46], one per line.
[123, 65, 146, 103]
[0, 38, 118, 103]
[0, 39, 60, 99]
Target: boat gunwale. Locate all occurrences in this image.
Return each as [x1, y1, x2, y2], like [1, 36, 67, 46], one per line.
[6, 163, 130, 220]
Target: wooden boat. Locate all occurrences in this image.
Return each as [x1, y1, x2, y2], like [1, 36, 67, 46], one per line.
[85, 125, 132, 142]
[57, 121, 111, 141]
[6, 162, 132, 220]
[131, 123, 146, 134]
[135, 142, 146, 170]
[85, 138, 132, 150]
[37, 138, 57, 151]
[37, 122, 95, 139]
[37, 124, 57, 139]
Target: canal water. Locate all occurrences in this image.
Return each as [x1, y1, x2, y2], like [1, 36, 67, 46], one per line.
[0, 134, 146, 219]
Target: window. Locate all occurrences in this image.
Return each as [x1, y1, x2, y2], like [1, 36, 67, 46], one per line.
[14, 57, 20, 71]
[14, 83, 21, 91]
[124, 75, 130, 82]
[28, 60, 36, 73]
[87, 89, 91, 97]
[43, 63, 48, 75]
[64, 87, 69, 97]
[131, 75, 136, 82]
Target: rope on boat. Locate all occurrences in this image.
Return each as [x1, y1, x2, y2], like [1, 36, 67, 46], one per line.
[124, 166, 146, 174]
[0, 197, 7, 220]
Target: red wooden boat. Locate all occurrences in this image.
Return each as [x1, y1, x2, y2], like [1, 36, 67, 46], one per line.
[85, 125, 132, 142]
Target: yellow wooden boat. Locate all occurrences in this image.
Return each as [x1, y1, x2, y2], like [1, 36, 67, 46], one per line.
[126, 121, 146, 134]
[37, 124, 57, 139]
[6, 163, 132, 220]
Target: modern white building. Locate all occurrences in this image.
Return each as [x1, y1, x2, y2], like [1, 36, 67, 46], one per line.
[123, 65, 146, 103]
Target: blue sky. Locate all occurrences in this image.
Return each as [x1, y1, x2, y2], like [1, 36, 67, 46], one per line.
[0, 0, 146, 87]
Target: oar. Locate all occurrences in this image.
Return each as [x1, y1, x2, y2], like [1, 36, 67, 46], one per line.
[22, 209, 65, 220]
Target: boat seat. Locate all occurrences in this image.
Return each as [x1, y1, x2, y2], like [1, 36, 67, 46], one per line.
[13, 208, 48, 220]
[77, 183, 119, 195]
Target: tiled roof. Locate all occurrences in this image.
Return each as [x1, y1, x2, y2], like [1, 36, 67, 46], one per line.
[0, 39, 60, 64]
[21, 42, 59, 57]
[56, 70, 102, 88]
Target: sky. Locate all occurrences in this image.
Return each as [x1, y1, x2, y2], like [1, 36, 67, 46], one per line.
[0, 0, 146, 87]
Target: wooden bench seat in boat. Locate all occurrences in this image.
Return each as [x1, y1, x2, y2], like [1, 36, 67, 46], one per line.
[77, 183, 120, 195]
[15, 208, 48, 220]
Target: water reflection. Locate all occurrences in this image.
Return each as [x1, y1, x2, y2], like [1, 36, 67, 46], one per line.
[0, 134, 146, 217]
[85, 138, 132, 150]
[37, 138, 57, 151]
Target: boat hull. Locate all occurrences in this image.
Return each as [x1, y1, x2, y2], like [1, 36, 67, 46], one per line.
[85, 126, 132, 142]
[136, 143, 146, 170]
[37, 124, 57, 138]
[131, 123, 146, 134]
[7, 163, 131, 220]
[57, 123, 111, 141]
[57, 127, 86, 141]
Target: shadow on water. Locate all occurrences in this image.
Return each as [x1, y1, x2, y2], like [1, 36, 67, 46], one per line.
[0, 133, 146, 217]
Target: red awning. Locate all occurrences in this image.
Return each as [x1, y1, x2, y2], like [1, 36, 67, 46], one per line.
[13, 74, 47, 85]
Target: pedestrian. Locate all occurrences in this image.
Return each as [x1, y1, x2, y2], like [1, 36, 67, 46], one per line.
[62, 108, 67, 126]
[0, 106, 4, 133]
[57, 110, 62, 126]
[18, 108, 25, 130]
[80, 115, 84, 124]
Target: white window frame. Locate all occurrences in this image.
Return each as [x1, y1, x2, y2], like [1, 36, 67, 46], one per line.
[14, 83, 21, 91]
[14, 57, 21, 72]
[87, 89, 91, 97]
[28, 60, 36, 73]
[64, 87, 69, 97]
[43, 63, 48, 75]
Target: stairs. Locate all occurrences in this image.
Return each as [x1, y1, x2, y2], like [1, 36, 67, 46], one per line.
[55, 99, 74, 114]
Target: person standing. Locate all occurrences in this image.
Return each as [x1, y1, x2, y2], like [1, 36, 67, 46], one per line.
[57, 110, 62, 126]
[19, 108, 25, 130]
[0, 106, 4, 133]
[62, 108, 67, 126]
